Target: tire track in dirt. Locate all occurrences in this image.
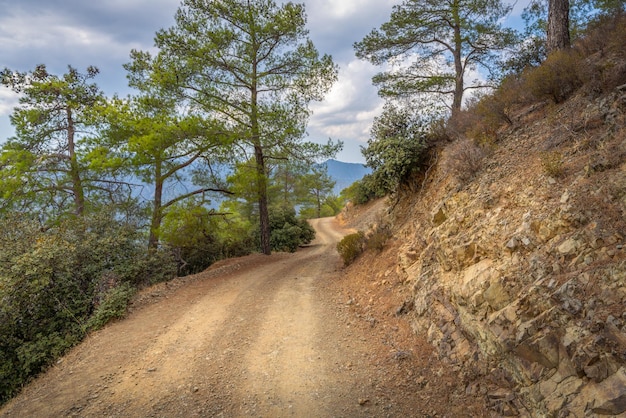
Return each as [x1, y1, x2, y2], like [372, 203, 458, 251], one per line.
[94, 255, 305, 417]
[238, 234, 331, 416]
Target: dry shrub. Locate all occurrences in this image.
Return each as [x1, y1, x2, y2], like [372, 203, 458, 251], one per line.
[443, 138, 488, 183]
[471, 81, 520, 129]
[577, 14, 626, 58]
[605, 14, 626, 53]
[365, 222, 392, 253]
[447, 77, 527, 145]
[522, 16, 626, 104]
[578, 58, 625, 97]
[446, 106, 498, 145]
[598, 58, 626, 92]
[524, 49, 584, 103]
[336, 223, 392, 266]
[577, 14, 626, 94]
[427, 117, 453, 145]
[465, 102, 500, 146]
[494, 75, 535, 115]
[446, 108, 482, 140]
[580, 51, 626, 96]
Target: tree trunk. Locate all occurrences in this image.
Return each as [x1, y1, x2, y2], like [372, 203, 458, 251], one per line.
[316, 190, 321, 219]
[255, 145, 271, 255]
[149, 163, 163, 250]
[451, 0, 464, 114]
[250, 50, 271, 256]
[547, 0, 570, 54]
[67, 108, 85, 216]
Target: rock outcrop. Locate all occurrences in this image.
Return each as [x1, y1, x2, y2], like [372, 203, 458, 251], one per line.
[392, 87, 626, 416]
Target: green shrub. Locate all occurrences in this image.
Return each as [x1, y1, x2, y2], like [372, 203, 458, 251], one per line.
[0, 211, 176, 404]
[362, 103, 430, 195]
[268, 205, 315, 252]
[160, 204, 230, 275]
[321, 196, 344, 217]
[425, 117, 453, 145]
[86, 283, 136, 332]
[160, 202, 257, 276]
[16, 333, 79, 377]
[336, 231, 365, 266]
[502, 36, 546, 76]
[341, 175, 386, 205]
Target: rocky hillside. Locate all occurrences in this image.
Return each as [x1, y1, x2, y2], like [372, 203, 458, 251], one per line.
[354, 83, 626, 414]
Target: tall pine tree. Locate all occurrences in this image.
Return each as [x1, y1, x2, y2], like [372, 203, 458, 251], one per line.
[355, 0, 517, 113]
[0, 65, 105, 219]
[126, 0, 339, 255]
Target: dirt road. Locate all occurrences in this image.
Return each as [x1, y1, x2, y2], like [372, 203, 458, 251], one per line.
[1, 217, 483, 417]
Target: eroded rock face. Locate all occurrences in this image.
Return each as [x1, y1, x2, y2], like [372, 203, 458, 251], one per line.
[394, 91, 626, 416]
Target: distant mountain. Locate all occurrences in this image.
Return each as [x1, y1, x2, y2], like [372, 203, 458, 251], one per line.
[320, 159, 371, 195]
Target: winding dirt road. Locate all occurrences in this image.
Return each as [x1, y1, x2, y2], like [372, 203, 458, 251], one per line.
[1, 217, 482, 417]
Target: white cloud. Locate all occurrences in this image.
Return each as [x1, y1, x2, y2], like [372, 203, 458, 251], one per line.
[310, 0, 397, 19]
[0, 88, 19, 116]
[0, 89, 18, 143]
[507, 0, 533, 17]
[309, 59, 385, 147]
[305, 0, 400, 62]
[1, 13, 117, 54]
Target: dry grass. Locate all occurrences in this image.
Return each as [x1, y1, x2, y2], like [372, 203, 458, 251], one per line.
[540, 150, 565, 178]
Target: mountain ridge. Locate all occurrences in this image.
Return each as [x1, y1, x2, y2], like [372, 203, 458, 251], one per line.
[319, 158, 371, 195]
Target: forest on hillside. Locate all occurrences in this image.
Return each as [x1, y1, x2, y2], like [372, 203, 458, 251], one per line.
[1, 0, 624, 405]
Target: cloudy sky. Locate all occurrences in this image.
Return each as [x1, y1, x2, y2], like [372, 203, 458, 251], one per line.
[0, 0, 527, 163]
